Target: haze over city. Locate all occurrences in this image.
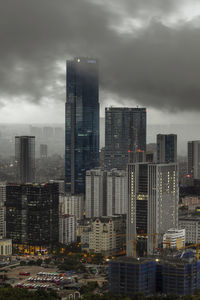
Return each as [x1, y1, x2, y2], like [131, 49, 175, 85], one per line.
[1, 1, 200, 300]
[0, 0, 200, 126]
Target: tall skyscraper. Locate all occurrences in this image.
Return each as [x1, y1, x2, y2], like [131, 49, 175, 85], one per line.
[127, 162, 178, 256]
[105, 107, 146, 170]
[65, 57, 99, 194]
[15, 136, 35, 183]
[188, 140, 200, 180]
[157, 134, 177, 164]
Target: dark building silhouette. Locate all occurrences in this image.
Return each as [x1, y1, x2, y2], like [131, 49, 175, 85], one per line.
[5, 183, 59, 247]
[105, 107, 146, 170]
[15, 136, 35, 183]
[65, 57, 99, 194]
[157, 134, 177, 164]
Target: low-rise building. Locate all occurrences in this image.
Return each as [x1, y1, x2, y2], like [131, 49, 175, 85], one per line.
[0, 238, 12, 256]
[81, 215, 126, 255]
[163, 228, 185, 249]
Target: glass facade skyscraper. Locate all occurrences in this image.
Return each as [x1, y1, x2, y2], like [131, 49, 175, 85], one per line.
[105, 107, 146, 170]
[65, 57, 99, 194]
[157, 134, 177, 164]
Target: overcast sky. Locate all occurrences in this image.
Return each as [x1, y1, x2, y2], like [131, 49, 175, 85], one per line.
[1, 0, 200, 124]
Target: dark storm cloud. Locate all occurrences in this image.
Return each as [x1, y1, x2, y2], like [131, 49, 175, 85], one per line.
[0, 0, 200, 111]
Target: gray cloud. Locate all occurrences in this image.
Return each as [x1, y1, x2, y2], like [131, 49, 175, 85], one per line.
[0, 0, 200, 111]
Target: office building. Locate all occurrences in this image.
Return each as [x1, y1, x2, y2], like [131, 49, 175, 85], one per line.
[59, 194, 84, 220]
[15, 136, 35, 183]
[107, 169, 127, 215]
[127, 163, 179, 256]
[85, 168, 107, 218]
[65, 57, 99, 194]
[188, 140, 200, 180]
[6, 183, 59, 247]
[105, 107, 146, 170]
[157, 134, 177, 164]
[59, 214, 76, 245]
[40, 144, 48, 159]
[49, 180, 65, 195]
[81, 215, 126, 255]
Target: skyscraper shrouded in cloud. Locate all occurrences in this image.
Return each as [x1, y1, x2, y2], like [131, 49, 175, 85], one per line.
[15, 136, 35, 183]
[105, 107, 146, 170]
[65, 57, 99, 194]
[157, 134, 177, 164]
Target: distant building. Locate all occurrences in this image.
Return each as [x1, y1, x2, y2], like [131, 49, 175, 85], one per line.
[0, 183, 6, 238]
[15, 136, 35, 183]
[40, 144, 48, 159]
[6, 183, 59, 247]
[59, 194, 84, 220]
[188, 140, 200, 180]
[179, 214, 200, 244]
[81, 215, 126, 255]
[181, 196, 200, 211]
[105, 107, 146, 170]
[157, 134, 177, 164]
[55, 127, 64, 139]
[59, 215, 76, 245]
[127, 163, 179, 256]
[163, 228, 185, 249]
[65, 57, 99, 194]
[43, 127, 54, 139]
[0, 238, 12, 256]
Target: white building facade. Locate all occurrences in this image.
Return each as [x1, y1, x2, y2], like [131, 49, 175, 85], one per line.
[163, 228, 185, 249]
[59, 214, 76, 245]
[107, 169, 127, 216]
[59, 194, 84, 220]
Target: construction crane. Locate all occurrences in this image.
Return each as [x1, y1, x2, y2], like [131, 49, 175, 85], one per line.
[181, 243, 200, 260]
[125, 233, 164, 259]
